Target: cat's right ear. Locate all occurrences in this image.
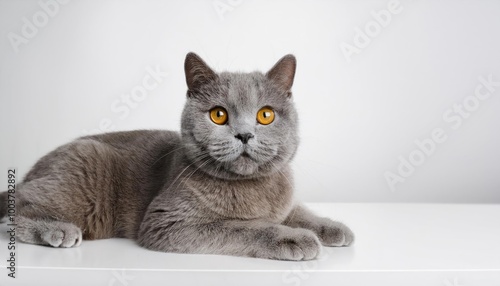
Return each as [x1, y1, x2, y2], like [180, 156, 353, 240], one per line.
[266, 54, 296, 94]
[184, 52, 218, 93]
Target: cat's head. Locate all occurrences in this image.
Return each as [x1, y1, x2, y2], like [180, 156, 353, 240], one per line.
[180, 53, 299, 179]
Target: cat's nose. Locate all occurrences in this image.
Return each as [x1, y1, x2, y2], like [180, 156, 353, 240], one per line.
[235, 133, 254, 144]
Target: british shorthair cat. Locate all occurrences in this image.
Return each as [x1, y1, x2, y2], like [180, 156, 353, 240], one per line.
[0, 53, 353, 260]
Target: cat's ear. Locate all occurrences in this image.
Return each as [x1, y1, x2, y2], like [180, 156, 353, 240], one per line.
[266, 54, 296, 93]
[184, 52, 218, 92]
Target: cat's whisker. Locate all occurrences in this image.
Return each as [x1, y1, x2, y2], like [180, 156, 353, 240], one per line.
[163, 152, 211, 191]
[151, 144, 186, 166]
[178, 157, 215, 188]
[150, 141, 201, 167]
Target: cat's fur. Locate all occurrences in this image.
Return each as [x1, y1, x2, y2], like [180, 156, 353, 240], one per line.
[0, 53, 353, 260]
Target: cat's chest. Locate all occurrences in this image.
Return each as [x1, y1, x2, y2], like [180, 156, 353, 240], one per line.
[187, 173, 294, 222]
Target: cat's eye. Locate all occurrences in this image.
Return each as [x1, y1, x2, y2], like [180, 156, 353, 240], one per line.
[256, 107, 275, 125]
[209, 107, 228, 125]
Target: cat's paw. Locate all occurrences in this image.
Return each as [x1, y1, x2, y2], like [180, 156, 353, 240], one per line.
[265, 228, 321, 261]
[316, 219, 354, 247]
[41, 222, 82, 248]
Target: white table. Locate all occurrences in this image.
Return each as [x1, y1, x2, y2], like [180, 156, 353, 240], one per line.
[1, 203, 499, 286]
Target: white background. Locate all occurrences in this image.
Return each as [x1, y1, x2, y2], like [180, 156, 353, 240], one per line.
[1, 0, 499, 203]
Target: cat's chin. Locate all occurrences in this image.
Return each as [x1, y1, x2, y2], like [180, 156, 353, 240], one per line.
[227, 156, 259, 176]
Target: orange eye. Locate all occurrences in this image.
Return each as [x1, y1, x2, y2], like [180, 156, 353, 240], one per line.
[257, 107, 275, 125]
[209, 107, 228, 125]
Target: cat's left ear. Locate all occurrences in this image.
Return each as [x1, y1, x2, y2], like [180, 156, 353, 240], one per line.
[184, 52, 218, 92]
[266, 54, 296, 94]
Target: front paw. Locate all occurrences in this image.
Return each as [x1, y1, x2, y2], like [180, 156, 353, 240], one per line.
[41, 222, 83, 248]
[316, 219, 354, 247]
[264, 227, 321, 261]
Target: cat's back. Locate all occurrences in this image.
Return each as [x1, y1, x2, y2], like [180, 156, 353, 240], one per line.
[24, 130, 180, 181]
[82, 129, 180, 152]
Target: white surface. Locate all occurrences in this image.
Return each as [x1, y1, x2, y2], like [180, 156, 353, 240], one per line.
[1, 0, 500, 203]
[0, 203, 499, 285]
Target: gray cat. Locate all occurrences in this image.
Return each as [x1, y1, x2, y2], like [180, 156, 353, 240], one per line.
[0, 53, 353, 260]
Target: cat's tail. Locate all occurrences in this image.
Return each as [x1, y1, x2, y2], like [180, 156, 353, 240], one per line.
[0, 191, 7, 221]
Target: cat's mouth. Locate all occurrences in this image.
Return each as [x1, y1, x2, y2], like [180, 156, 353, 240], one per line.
[240, 152, 251, 158]
[239, 151, 259, 163]
[228, 153, 258, 176]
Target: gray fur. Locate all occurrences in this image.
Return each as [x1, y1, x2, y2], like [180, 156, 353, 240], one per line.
[0, 192, 6, 219]
[1, 53, 353, 259]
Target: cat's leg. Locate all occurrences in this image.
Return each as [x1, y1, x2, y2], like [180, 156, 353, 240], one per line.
[14, 180, 84, 248]
[138, 218, 321, 261]
[16, 216, 82, 248]
[283, 204, 354, 247]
